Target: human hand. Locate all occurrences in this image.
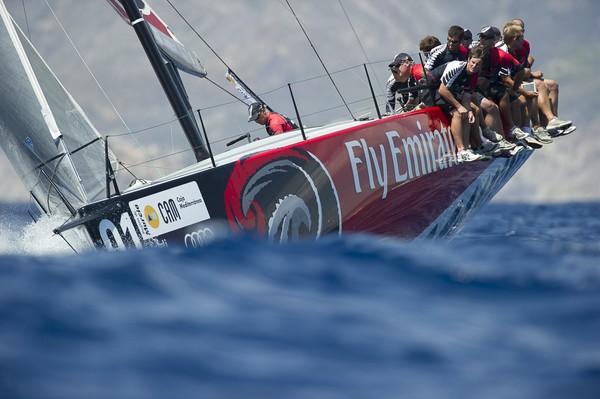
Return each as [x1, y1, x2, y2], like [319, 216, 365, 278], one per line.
[523, 90, 538, 98]
[468, 110, 475, 123]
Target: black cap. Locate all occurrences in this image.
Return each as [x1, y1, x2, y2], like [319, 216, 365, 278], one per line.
[388, 52, 413, 68]
[248, 102, 264, 122]
[478, 26, 496, 39]
[463, 29, 472, 40]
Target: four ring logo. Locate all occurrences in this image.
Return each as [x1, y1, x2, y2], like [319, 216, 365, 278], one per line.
[184, 227, 214, 248]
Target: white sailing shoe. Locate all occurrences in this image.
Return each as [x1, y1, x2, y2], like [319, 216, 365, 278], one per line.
[507, 144, 525, 157]
[457, 148, 484, 162]
[508, 126, 543, 148]
[546, 117, 572, 132]
[508, 126, 529, 140]
[497, 138, 516, 151]
[532, 127, 553, 144]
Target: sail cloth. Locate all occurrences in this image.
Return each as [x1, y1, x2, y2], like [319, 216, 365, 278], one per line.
[0, 2, 117, 216]
[107, 0, 207, 78]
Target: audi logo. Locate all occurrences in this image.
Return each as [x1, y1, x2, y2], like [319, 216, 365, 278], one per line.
[184, 228, 214, 248]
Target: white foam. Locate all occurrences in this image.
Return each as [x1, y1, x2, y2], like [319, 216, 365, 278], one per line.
[0, 209, 86, 256]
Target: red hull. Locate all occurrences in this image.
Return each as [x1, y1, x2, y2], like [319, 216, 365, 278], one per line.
[77, 107, 530, 249]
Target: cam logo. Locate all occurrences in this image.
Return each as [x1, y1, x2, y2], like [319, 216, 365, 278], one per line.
[129, 182, 210, 239]
[144, 205, 160, 229]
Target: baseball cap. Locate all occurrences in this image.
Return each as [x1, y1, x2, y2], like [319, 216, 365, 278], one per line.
[478, 26, 497, 39]
[248, 102, 264, 122]
[463, 29, 473, 40]
[388, 52, 413, 68]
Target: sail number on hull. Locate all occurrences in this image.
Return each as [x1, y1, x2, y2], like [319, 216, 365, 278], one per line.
[99, 212, 142, 249]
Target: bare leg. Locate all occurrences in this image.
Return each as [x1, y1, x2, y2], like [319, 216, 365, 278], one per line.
[450, 111, 466, 152]
[519, 96, 529, 129]
[545, 79, 559, 116]
[498, 93, 515, 133]
[534, 78, 556, 126]
[470, 103, 483, 148]
[511, 97, 522, 129]
[477, 94, 504, 137]
[461, 112, 471, 149]
[529, 96, 540, 128]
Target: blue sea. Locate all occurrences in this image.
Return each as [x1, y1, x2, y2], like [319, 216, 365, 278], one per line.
[0, 201, 599, 399]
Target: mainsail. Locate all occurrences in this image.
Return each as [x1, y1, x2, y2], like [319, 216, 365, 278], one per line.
[0, 2, 117, 216]
[107, 0, 207, 78]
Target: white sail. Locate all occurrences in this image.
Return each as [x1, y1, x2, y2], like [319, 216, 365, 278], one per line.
[0, 2, 117, 216]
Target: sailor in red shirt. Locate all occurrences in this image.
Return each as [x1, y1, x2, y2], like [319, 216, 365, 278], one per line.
[503, 19, 572, 138]
[385, 53, 425, 114]
[428, 26, 506, 151]
[495, 24, 537, 140]
[476, 26, 533, 143]
[248, 103, 295, 136]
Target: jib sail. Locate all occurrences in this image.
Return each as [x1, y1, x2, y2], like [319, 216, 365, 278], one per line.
[0, 1, 117, 216]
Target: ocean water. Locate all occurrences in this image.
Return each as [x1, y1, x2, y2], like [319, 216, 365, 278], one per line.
[0, 202, 599, 399]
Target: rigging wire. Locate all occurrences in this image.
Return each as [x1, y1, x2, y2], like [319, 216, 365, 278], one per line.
[20, 0, 31, 40]
[166, 0, 229, 68]
[55, 231, 79, 254]
[165, 0, 248, 106]
[167, 0, 373, 121]
[167, 0, 360, 120]
[42, 0, 161, 178]
[284, 0, 355, 120]
[337, 0, 385, 94]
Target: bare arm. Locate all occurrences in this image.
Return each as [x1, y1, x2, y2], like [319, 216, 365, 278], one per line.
[438, 83, 462, 110]
[439, 84, 470, 118]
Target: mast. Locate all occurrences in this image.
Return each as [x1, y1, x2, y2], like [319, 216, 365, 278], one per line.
[120, 0, 209, 162]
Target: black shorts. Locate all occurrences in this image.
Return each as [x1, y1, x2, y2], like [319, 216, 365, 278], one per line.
[509, 92, 520, 102]
[436, 100, 455, 116]
[435, 92, 464, 117]
[481, 81, 506, 101]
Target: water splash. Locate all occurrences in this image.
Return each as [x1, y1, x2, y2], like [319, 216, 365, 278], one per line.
[0, 203, 84, 256]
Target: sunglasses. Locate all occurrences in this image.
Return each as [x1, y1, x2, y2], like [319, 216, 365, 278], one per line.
[447, 38, 460, 44]
[391, 60, 411, 69]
